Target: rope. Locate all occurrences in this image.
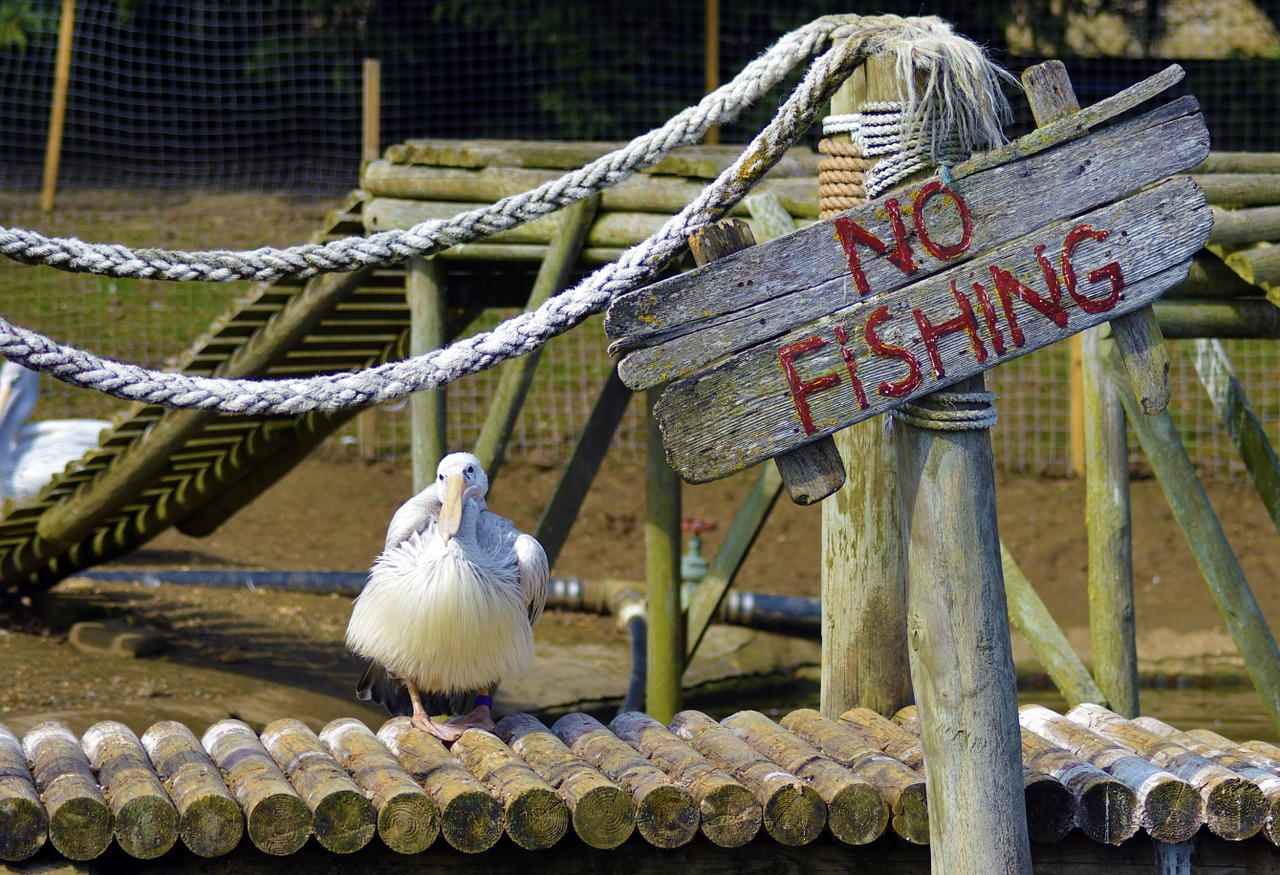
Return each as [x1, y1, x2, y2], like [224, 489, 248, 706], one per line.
[889, 391, 998, 431]
[816, 139, 871, 220]
[823, 104, 970, 199]
[0, 15, 1013, 417]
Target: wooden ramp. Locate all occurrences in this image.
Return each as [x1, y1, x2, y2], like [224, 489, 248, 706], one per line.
[2, 704, 1280, 871]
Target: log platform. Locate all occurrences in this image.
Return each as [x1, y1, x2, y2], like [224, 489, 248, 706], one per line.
[5, 706, 1280, 872]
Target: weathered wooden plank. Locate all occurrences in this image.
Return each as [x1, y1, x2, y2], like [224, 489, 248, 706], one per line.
[721, 710, 889, 845]
[652, 179, 1211, 483]
[139, 721, 243, 859]
[496, 713, 635, 850]
[609, 711, 761, 848]
[23, 721, 112, 861]
[319, 718, 439, 855]
[377, 718, 503, 854]
[668, 710, 826, 847]
[551, 713, 698, 849]
[606, 95, 1207, 355]
[81, 721, 179, 860]
[1019, 704, 1204, 842]
[0, 723, 47, 862]
[1067, 703, 1267, 841]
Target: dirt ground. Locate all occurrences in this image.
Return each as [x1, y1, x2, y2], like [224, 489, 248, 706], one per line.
[3, 450, 1280, 738]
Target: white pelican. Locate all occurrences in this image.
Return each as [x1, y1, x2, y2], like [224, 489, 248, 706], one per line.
[346, 452, 549, 742]
[0, 360, 110, 508]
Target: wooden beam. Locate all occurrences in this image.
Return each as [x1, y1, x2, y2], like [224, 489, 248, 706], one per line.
[645, 385, 683, 723]
[40, 0, 76, 213]
[408, 256, 448, 491]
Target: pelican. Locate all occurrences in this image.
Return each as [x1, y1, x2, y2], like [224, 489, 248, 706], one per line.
[346, 452, 549, 742]
[0, 360, 110, 508]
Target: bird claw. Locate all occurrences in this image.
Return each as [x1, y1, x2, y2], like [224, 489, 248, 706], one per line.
[413, 707, 495, 745]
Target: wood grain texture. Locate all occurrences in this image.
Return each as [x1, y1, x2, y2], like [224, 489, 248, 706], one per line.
[551, 712, 698, 849]
[81, 721, 178, 860]
[450, 729, 569, 851]
[23, 721, 112, 861]
[202, 719, 312, 856]
[0, 722, 47, 861]
[649, 179, 1211, 483]
[668, 710, 825, 847]
[320, 718, 439, 855]
[497, 713, 635, 850]
[377, 718, 503, 854]
[609, 711, 760, 848]
[140, 720, 242, 858]
[1020, 724, 1140, 845]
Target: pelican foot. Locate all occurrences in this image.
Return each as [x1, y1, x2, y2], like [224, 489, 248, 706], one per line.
[412, 713, 471, 744]
[445, 704, 495, 734]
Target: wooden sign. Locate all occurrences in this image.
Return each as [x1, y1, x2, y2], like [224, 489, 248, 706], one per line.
[606, 95, 1213, 485]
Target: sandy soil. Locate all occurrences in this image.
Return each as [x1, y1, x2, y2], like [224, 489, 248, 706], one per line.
[2, 451, 1279, 738]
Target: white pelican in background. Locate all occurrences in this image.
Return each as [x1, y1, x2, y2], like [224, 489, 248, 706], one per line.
[0, 361, 111, 508]
[346, 452, 549, 742]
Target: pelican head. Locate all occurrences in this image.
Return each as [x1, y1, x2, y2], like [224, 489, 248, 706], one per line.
[435, 452, 489, 544]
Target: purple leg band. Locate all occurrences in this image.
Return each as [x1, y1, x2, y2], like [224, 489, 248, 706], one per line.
[474, 694, 494, 708]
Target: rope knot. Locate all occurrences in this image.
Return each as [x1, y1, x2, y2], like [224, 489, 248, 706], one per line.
[890, 390, 997, 431]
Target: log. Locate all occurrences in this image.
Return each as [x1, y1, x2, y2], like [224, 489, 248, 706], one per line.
[780, 708, 929, 845]
[1195, 152, 1280, 174]
[1019, 724, 1140, 845]
[838, 707, 924, 769]
[999, 542, 1106, 707]
[1102, 338, 1280, 732]
[496, 713, 634, 850]
[202, 720, 312, 856]
[450, 729, 569, 850]
[721, 710, 889, 845]
[0, 723, 47, 861]
[892, 706, 1076, 844]
[81, 721, 179, 860]
[1067, 703, 1266, 841]
[408, 255, 447, 490]
[1018, 705, 1203, 842]
[685, 220, 844, 505]
[1210, 205, 1280, 248]
[320, 718, 439, 855]
[360, 161, 820, 219]
[140, 721, 243, 858]
[668, 711, 825, 847]
[1164, 252, 1264, 299]
[260, 718, 377, 854]
[377, 718, 503, 854]
[1226, 244, 1280, 289]
[551, 712, 698, 849]
[646, 383, 683, 723]
[1192, 173, 1280, 206]
[23, 721, 112, 861]
[1134, 716, 1280, 845]
[609, 711, 760, 847]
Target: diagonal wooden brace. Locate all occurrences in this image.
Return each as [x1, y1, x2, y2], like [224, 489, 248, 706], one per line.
[1023, 61, 1171, 415]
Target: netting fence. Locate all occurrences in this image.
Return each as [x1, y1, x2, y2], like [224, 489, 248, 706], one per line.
[0, 0, 1278, 479]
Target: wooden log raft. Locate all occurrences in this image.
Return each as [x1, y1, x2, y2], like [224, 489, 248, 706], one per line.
[1019, 705, 1203, 842]
[320, 718, 439, 855]
[551, 712, 699, 849]
[721, 710, 889, 845]
[202, 719, 312, 856]
[0, 723, 47, 861]
[497, 713, 635, 850]
[1135, 717, 1280, 846]
[781, 708, 929, 844]
[81, 721, 178, 860]
[610, 711, 761, 848]
[669, 710, 826, 847]
[378, 718, 503, 853]
[1018, 723, 1140, 845]
[892, 706, 1077, 844]
[1068, 704, 1266, 841]
[450, 729, 569, 850]
[139, 721, 242, 858]
[260, 718, 377, 854]
[23, 721, 112, 861]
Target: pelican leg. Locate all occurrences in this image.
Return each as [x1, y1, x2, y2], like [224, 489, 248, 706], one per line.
[407, 681, 471, 744]
[443, 692, 496, 734]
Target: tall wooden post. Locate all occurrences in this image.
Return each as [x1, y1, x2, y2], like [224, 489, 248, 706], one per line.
[1021, 63, 1139, 716]
[407, 257, 447, 492]
[646, 386, 683, 722]
[703, 0, 720, 146]
[357, 58, 383, 461]
[819, 56, 910, 718]
[40, 0, 77, 212]
[898, 378, 1033, 875]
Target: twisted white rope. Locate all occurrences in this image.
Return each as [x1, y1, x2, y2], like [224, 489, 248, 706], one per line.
[823, 104, 970, 198]
[0, 15, 1013, 416]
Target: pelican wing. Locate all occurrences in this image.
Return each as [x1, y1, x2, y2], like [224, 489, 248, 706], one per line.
[514, 532, 549, 626]
[383, 484, 443, 551]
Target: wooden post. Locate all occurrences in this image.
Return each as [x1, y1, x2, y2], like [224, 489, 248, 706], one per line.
[703, 0, 719, 146]
[356, 58, 382, 460]
[897, 377, 1033, 874]
[1068, 335, 1086, 475]
[40, 0, 76, 212]
[646, 384, 682, 722]
[820, 56, 910, 719]
[1020, 62, 1139, 717]
[408, 256, 448, 491]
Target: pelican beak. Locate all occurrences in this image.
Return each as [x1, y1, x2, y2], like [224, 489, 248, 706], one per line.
[438, 471, 466, 544]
